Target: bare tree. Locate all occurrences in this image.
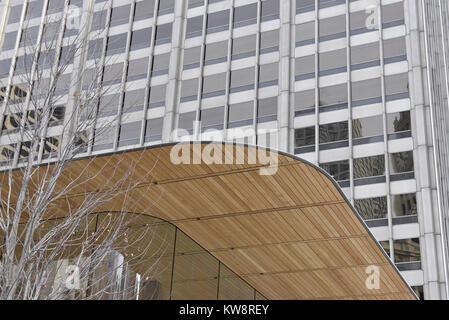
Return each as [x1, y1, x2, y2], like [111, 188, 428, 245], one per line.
[0, 1, 167, 300]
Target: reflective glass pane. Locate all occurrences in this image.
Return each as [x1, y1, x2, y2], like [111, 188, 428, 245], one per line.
[390, 151, 414, 174]
[392, 193, 417, 217]
[319, 121, 348, 143]
[353, 155, 385, 179]
[295, 126, 315, 147]
[355, 197, 388, 220]
[320, 160, 350, 181]
[352, 115, 383, 139]
[394, 238, 420, 263]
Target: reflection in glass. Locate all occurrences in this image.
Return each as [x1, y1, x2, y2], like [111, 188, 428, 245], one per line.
[295, 127, 315, 147]
[394, 238, 421, 263]
[392, 193, 417, 217]
[355, 197, 388, 220]
[320, 160, 350, 182]
[353, 155, 385, 179]
[319, 121, 348, 143]
[390, 151, 414, 174]
[352, 115, 383, 139]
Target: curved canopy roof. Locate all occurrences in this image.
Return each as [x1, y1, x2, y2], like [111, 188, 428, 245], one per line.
[3, 142, 416, 299]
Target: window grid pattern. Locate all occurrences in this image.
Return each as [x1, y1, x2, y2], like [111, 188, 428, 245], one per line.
[0, 0, 426, 282]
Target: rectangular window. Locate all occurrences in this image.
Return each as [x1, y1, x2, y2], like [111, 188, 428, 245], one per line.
[295, 90, 315, 114]
[152, 53, 170, 76]
[259, 63, 278, 87]
[87, 38, 103, 59]
[42, 136, 61, 159]
[232, 35, 256, 60]
[82, 68, 99, 90]
[25, 0, 44, 20]
[178, 112, 196, 135]
[260, 29, 279, 54]
[319, 83, 347, 108]
[158, 0, 174, 15]
[354, 197, 388, 220]
[394, 238, 420, 263]
[390, 151, 414, 174]
[180, 78, 199, 103]
[20, 26, 40, 47]
[387, 111, 410, 134]
[148, 85, 166, 108]
[295, 55, 315, 81]
[319, 48, 347, 76]
[352, 115, 383, 140]
[351, 42, 380, 70]
[205, 40, 228, 65]
[353, 155, 385, 179]
[14, 55, 33, 75]
[59, 44, 76, 66]
[318, 0, 345, 9]
[155, 23, 173, 45]
[206, 10, 230, 34]
[384, 37, 406, 63]
[103, 63, 123, 85]
[319, 121, 348, 143]
[74, 131, 89, 154]
[1, 113, 22, 133]
[110, 5, 131, 27]
[93, 126, 115, 151]
[2, 31, 18, 51]
[98, 94, 120, 117]
[385, 73, 409, 100]
[186, 16, 203, 39]
[18, 141, 34, 161]
[91, 10, 108, 31]
[202, 73, 226, 98]
[295, 127, 315, 147]
[201, 107, 224, 131]
[54, 74, 71, 96]
[106, 33, 127, 56]
[49, 106, 65, 127]
[261, 0, 279, 21]
[230, 67, 255, 93]
[123, 89, 146, 113]
[134, 0, 155, 21]
[119, 121, 142, 147]
[351, 78, 382, 105]
[320, 160, 350, 182]
[350, 10, 371, 35]
[37, 49, 56, 70]
[233, 3, 257, 28]
[42, 22, 61, 42]
[392, 193, 417, 217]
[258, 97, 277, 123]
[296, 0, 315, 13]
[188, 0, 204, 9]
[296, 22, 315, 46]
[228, 101, 253, 128]
[130, 28, 152, 51]
[183, 46, 202, 70]
[145, 118, 163, 142]
[382, 2, 405, 27]
[0, 144, 16, 165]
[127, 57, 149, 82]
[319, 15, 346, 42]
[7, 5, 23, 24]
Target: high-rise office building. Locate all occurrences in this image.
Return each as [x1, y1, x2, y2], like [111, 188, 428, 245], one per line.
[0, 0, 448, 300]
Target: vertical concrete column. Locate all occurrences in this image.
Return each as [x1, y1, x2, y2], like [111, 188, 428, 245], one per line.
[408, 0, 445, 299]
[163, 0, 185, 142]
[278, 0, 291, 152]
